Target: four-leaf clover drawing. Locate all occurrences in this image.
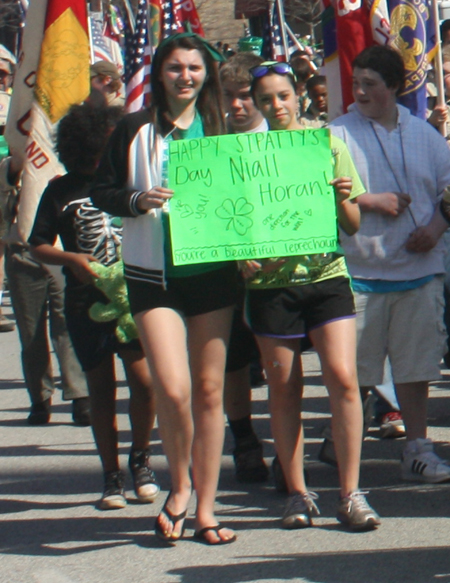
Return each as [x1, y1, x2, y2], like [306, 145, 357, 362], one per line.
[215, 198, 254, 235]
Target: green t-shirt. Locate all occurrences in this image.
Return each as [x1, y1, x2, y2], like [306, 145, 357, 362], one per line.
[0, 135, 8, 161]
[246, 135, 365, 289]
[164, 113, 227, 277]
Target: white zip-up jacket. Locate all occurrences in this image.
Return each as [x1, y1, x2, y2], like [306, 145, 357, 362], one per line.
[91, 109, 169, 286]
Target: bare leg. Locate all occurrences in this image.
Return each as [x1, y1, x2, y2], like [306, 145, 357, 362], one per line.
[256, 336, 306, 494]
[309, 318, 363, 497]
[188, 306, 235, 543]
[134, 308, 192, 537]
[86, 355, 118, 473]
[394, 381, 428, 441]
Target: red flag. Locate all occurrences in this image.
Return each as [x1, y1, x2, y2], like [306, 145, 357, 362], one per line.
[334, 0, 390, 112]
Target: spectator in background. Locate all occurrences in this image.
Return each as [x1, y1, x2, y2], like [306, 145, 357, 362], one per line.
[219, 52, 269, 484]
[0, 45, 15, 332]
[301, 75, 328, 128]
[289, 51, 315, 116]
[441, 20, 450, 47]
[90, 61, 124, 107]
[1, 152, 90, 425]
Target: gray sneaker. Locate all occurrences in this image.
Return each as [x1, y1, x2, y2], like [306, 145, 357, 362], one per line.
[281, 491, 320, 529]
[336, 490, 380, 531]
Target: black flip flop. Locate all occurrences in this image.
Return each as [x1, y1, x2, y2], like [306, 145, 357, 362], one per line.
[154, 492, 187, 542]
[193, 524, 237, 545]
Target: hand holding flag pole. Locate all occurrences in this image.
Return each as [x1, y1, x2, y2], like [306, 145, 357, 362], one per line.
[432, 0, 448, 137]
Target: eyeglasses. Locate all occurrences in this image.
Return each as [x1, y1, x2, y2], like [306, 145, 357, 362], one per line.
[249, 61, 296, 79]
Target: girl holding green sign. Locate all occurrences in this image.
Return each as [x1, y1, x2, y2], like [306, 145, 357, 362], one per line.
[243, 62, 381, 531]
[91, 34, 237, 545]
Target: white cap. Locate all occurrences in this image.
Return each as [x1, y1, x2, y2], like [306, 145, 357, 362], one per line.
[0, 91, 11, 126]
[0, 45, 16, 66]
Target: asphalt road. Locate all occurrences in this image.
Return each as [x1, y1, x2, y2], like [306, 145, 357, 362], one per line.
[1, 288, 450, 583]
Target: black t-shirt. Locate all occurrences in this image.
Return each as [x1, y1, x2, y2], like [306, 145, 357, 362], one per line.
[29, 171, 122, 288]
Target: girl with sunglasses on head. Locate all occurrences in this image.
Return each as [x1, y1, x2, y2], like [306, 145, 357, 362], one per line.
[91, 34, 238, 546]
[242, 62, 380, 531]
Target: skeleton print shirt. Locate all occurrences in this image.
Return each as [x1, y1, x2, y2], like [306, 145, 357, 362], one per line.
[29, 171, 122, 287]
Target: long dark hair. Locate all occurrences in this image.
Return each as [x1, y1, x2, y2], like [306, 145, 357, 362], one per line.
[150, 35, 226, 136]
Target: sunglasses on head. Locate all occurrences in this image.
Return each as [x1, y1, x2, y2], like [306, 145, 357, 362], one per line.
[249, 61, 296, 79]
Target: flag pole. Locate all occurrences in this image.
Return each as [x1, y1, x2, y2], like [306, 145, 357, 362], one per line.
[285, 22, 318, 70]
[432, 0, 446, 136]
[123, 0, 136, 34]
[276, 0, 290, 61]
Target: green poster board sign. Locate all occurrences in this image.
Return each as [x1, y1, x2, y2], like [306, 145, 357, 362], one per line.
[168, 128, 337, 265]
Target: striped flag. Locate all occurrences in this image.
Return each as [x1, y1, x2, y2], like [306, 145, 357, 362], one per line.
[262, 0, 296, 61]
[159, 0, 204, 40]
[103, 10, 125, 76]
[90, 15, 113, 63]
[389, 0, 437, 118]
[125, 0, 151, 113]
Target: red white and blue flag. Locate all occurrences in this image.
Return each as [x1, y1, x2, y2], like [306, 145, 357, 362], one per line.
[125, 0, 151, 113]
[262, 0, 296, 62]
[90, 15, 113, 63]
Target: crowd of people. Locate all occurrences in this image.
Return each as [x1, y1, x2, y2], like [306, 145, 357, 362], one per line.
[2, 23, 450, 545]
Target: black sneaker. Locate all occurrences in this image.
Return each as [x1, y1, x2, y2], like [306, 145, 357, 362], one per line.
[233, 436, 269, 483]
[99, 470, 126, 510]
[72, 397, 90, 426]
[129, 448, 160, 503]
[27, 399, 51, 425]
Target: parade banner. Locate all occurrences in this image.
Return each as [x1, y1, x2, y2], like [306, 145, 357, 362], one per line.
[7, 0, 90, 242]
[168, 129, 337, 265]
[389, 0, 437, 118]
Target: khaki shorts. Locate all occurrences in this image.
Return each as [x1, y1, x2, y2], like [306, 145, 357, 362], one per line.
[355, 276, 447, 386]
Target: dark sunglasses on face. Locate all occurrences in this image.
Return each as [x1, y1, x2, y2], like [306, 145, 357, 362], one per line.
[249, 61, 296, 80]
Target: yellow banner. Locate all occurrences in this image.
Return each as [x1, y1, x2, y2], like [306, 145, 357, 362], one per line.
[35, 8, 90, 123]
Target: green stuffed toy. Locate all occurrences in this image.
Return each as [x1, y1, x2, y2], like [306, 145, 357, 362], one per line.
[88, 260, 138, 344]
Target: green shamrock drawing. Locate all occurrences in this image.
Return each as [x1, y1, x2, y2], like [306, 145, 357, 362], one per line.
[215, 198, 254, 235]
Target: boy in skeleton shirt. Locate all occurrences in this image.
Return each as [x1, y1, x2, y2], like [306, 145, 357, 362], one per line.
[29, 104, 160, 510]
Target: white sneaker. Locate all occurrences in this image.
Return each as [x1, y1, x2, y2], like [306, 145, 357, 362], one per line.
[401, 438, 450, 483]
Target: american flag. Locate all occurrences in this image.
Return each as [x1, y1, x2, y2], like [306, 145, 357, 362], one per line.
[89, 15, 114, 63]
[125, 0, 152, 113]
[263, 0, 296, 62]
[160, 0, 183, 39]
[103, 15, 125, 76]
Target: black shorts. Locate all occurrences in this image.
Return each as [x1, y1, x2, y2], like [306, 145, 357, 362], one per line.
[127, 263, 239, 317]
[245, 276, 355, 338]
[226, 304, 260, 373]
[64, 284, 142, 372]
